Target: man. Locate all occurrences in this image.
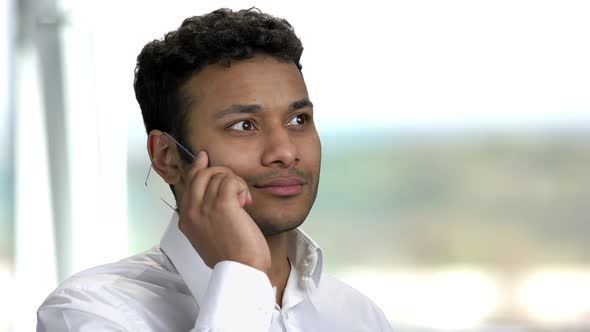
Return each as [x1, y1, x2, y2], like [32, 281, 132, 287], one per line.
[37, 8, 393, 331]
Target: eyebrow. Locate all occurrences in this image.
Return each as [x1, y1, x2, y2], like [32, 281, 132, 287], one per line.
[289, 97, 314, 111]
[215, 97, 314, 120]
[214, 104, 262, 119]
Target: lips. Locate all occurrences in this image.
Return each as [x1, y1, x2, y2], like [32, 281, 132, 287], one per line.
[254, 177, 305, 196]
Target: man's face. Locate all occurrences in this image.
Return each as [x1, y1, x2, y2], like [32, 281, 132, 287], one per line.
[180, 55, 321, 235]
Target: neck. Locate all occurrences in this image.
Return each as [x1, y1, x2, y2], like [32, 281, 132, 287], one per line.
[265, 231, 292, 307]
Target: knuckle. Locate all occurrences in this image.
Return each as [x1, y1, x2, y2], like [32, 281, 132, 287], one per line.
[230, 176, 246, 189]
[194, 166, 207, 177]
[214, 166, 234, 175]
[191, 169, 206, 186]
[211, 172, 226, 182]
[184, 207, 200, 224]
[215, 198, 232, 211]
[218, 176, 235, 192]
[199, 202, 212, 216]
[198, 167, 231, 181]
[196, 168, 213, 180]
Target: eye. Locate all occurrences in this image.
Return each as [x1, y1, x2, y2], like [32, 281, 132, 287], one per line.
[286, 114, 309, 127]
[229, 119, 256, 131]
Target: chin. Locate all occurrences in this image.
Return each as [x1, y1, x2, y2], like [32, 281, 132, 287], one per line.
[246, 208, 310, 236]
[246, 184, 318, 236]
[257, 219, 305, 237]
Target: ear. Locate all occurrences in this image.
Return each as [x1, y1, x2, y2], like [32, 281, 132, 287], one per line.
[147, 130, 182, 185]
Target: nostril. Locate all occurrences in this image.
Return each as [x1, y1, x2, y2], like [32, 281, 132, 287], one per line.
[271, 159, 294, 168]
[261, 134, 298, 167]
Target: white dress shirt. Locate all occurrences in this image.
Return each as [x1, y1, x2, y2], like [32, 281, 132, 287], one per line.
[37, 213, 393, 331]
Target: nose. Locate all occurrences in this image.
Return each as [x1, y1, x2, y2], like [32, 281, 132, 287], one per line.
[261, 127, 298, 168]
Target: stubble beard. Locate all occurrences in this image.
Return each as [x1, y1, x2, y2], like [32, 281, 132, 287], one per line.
[244, 176, 320, 236]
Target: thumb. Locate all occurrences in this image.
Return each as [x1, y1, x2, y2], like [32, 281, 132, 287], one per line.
[238, 190, 247, 207]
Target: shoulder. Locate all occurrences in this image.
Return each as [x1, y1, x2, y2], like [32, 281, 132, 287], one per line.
[311, 273, 393, 331]
[40, 246, 190, 311]
[317, 273, 374, 304]
[37, 247, 198, 330]
[53, 247, 180, 291]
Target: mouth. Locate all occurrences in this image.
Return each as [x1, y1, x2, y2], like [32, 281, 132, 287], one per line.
[253, 177, 306, 197]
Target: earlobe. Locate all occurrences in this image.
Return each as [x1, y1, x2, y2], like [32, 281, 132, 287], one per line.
[147, 130, 182, 185]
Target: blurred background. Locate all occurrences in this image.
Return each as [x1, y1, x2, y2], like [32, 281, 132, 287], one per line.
[1, 0, 589, 331]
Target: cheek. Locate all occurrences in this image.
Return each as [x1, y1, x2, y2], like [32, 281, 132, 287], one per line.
[205, 140, 260, 172]
[300, 135, 322, 167]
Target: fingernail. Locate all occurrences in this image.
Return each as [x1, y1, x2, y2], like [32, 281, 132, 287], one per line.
[238, 190, 246, 207]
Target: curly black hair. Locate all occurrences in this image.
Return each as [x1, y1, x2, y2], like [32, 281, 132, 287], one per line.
[134, 8, 304, 162]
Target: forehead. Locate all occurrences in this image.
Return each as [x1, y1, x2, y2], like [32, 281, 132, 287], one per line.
[182, 55, 308, 118]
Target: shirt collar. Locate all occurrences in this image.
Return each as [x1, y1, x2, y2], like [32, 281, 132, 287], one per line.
[159, 213, 324, 307]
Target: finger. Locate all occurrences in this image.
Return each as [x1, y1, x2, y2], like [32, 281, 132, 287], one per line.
[237, 190, 247, 207]
[181, 151, 207, 209]
[189, 166, 235, 205]
[202, 172, 228, 208]
[231, 176, 252, 206]
[187, 151, 208, 182]
[218, 175, 250, 207]
[246, 190, 253, 206]
[237, 189, 253, 207]
[224, 174, 250, 207]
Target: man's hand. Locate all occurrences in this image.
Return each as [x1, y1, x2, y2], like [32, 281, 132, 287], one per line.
[178, 151, 271, 274]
